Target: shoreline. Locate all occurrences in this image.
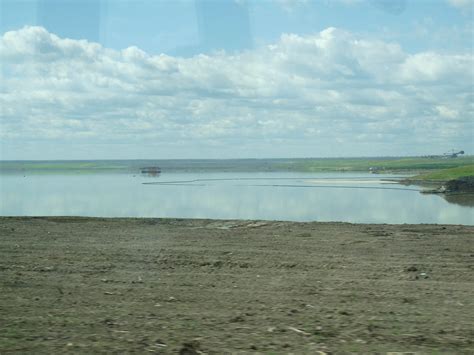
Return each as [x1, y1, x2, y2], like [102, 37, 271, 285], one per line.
[402, 176, 474, 196]
[1, 217, 473, 353]
[2, 215, 472, 226]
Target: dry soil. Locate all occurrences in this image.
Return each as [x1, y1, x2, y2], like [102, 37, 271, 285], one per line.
[0, 217, 473, 354]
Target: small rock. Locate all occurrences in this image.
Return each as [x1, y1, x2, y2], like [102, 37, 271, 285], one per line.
[212, 260, 223, 268]
[132, 276, 144, 284]
[179, 340, 200, 355]
[287, 326, 310, 336]
[155, 339, 167, 347]
[230, 315, 244, 323]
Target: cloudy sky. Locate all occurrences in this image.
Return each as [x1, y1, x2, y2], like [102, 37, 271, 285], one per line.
[0, 0, 473, 160]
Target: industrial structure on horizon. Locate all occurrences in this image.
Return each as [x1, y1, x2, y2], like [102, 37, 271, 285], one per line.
[423, 150, 465, 159]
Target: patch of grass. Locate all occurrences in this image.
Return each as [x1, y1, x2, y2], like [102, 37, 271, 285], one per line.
[278, 156, 474, 173]
[412, 165, 474, 181]
[0, 160, 139, 174]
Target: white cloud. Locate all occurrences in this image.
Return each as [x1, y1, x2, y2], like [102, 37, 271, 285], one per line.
[448, 0, 474, 9]
[275, 0, 309, 12]
[335, 0, 364, 5]
[436, 105, 459, 119]
[1, 26, 473, 158]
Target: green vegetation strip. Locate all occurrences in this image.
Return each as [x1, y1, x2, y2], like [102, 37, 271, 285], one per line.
[277, 156, 474, 173]
[1, 156, 473, 174]
[412, 165, 474, 181]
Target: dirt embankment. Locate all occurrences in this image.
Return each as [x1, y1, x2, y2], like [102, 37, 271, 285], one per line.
[444, 176, 474, 193]
[402, 175, 474, 195]
[0, 217, 473, 353]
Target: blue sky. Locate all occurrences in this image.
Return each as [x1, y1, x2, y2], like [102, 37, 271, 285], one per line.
[0, 0, 473, 159]
[1, 0, 471, 55]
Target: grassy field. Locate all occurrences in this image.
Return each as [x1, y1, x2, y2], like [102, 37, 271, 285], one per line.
[412, 165, 474, 181]
[278, 156, 474, 173]
[1, 156, 473, 175]
[0, 161, 135, 174]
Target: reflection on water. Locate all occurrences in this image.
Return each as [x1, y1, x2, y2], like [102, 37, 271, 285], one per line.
[0, 172, 472, 225]
[442, 194, 474, 208]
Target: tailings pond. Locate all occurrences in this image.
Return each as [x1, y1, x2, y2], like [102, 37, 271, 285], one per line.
[1, 172, 472, 224]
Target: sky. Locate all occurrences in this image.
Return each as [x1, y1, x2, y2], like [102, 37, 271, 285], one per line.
[0, 0, 473, 160]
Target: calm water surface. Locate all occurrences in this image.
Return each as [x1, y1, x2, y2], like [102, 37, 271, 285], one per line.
[1, 172, 473, 225]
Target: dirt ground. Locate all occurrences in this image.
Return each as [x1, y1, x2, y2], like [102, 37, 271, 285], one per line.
[0, 217, 473, 354]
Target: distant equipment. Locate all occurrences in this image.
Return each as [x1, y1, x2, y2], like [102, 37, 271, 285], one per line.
[141, 166, 161, 176]
[443, 150, 464, 158]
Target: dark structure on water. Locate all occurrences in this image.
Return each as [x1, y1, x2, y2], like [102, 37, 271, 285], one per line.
[140, 166, 161, 176]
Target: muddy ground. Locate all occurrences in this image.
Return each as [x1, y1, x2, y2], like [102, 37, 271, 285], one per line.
[0, 217, 473, 354]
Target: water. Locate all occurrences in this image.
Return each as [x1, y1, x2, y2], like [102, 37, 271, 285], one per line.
[1, 171, 473, 224]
